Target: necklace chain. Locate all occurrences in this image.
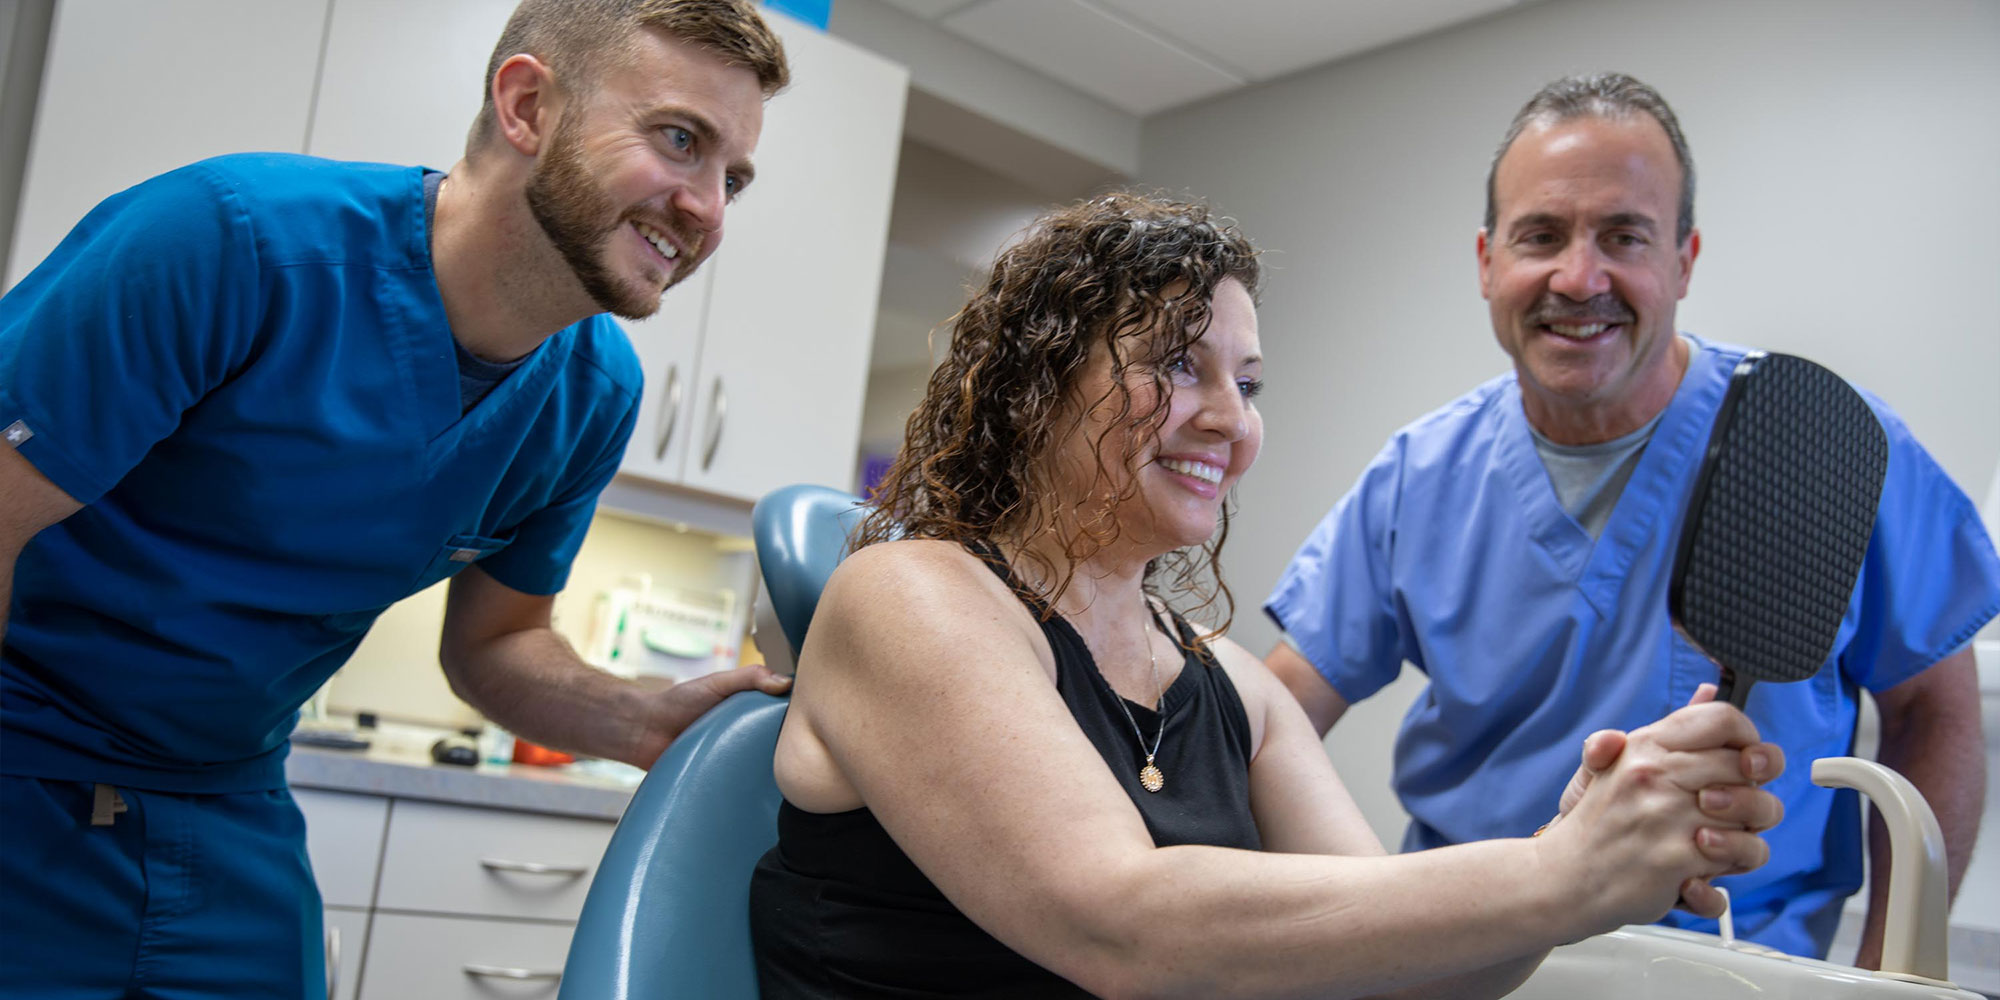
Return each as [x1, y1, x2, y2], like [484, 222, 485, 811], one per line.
[1110, 595, 1168, 793]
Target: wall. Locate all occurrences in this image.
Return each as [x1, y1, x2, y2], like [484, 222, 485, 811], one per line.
[1137, 0, 2000, 848]
[327, 510, 756, 730]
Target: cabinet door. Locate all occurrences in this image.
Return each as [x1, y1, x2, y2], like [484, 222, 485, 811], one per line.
[614, 265, 714, 485]
[677, 14, 908, 501]
[306, 0, 516, 168]
[373, 799, 614, 922]
[323, 906, 369, 1000]
[359, 912, 570, 1000]
[5, 0, 331, 289]
[296, 788, 390, 909]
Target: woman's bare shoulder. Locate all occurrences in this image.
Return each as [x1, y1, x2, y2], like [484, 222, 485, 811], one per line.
[1202, 631, 1270, 681]
[812, 539, 1032, 656]
[827, 538, 1003, 603]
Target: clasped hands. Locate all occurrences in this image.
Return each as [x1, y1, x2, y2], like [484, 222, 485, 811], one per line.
[1538, 683, 1786, 923]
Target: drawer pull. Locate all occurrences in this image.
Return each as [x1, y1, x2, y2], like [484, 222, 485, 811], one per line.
[325, 925, 340, 999]
[478, 857, 588, 877]
[463, 963, 563, 981]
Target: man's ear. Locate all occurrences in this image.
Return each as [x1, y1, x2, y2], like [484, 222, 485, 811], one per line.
[1675, 228, 1701, 299]
[1476, 228, 1494, 301]
[491, 53, 560, 157]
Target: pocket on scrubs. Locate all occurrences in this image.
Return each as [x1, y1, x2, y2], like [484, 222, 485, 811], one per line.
[412, 531, 516, 591]
[315, 533, 516, 634]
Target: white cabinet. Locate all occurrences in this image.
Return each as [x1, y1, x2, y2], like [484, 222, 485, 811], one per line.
[297, 788, 389, 908]
[3, 0, 331, 289]
[613, 14, 908, 502]
[358, 913, 572, 1000]
[299, 785, 386, 1000]
[618, 266, 715, 484]
[296, 788, 618, 1000]
[305, 0, 517, 170]
[323, 906, 369, 1000]
[373, 798, 613, 922]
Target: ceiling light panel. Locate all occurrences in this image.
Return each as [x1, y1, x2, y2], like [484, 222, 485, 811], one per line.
[942, 0, 1245, 115]
[1092, 0, 1519, 82]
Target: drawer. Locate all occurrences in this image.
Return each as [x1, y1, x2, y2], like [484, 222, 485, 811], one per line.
[375, 799, 614, 920]
[358, 912, 570, 1000]
[323, 906, 368, 1000]
[296, 788, 390, 908]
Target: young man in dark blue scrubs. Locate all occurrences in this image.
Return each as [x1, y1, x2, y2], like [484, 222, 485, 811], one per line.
[0, 2, 792, 994]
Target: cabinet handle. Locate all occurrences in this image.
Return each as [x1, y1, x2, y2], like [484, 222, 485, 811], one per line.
[325, 925, 340, 999]
[463, 963, 563, 981]
[479, 857, 588, 877]
[653, 363, 683, 461]
[700, 375, 727, 471]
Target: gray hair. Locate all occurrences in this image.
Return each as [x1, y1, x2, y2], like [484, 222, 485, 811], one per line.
[1483, 72, 1695, 244]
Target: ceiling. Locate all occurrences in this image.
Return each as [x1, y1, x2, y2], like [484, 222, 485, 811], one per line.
[873, 0, 1531, 117]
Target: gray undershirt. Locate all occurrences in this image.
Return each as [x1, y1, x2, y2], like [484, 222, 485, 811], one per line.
[1529, 410, 1663, 541]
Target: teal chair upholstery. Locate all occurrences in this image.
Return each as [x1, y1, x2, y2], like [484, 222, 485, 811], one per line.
[557, 485, 864, 999]
[747, 484, 873, 676]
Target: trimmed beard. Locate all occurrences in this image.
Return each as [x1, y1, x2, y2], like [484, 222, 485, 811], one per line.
[525, 111, 676, 320]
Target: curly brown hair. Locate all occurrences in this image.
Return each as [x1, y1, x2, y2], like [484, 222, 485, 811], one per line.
[856, 192, 1262, 633]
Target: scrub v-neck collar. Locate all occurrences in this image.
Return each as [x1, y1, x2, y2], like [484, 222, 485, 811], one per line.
[401, 167, 563, 458]
[1493, 335, 1731, 619]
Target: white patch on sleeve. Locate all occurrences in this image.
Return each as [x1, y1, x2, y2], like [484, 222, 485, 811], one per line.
[2, 420, 31, 448]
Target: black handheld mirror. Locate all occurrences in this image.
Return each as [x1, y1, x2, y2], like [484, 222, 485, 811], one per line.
[1668, 352, 1888, 710]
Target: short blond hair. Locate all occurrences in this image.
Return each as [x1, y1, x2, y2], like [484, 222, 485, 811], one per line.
[466, 0, 788, 156]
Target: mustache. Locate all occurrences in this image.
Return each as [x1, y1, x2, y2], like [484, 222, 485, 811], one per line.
[1527, 293, 1633, 326]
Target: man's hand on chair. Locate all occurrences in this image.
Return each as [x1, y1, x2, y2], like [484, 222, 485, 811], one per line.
[633, 665, 792, 767]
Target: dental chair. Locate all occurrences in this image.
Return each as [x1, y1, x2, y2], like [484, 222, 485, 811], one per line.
[557, 485, 867, 999]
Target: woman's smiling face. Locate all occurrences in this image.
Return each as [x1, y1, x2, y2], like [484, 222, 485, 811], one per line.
[1049, 277, 1264, 553]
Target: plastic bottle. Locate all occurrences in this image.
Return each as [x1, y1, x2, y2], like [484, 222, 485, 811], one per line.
[477, 723, 516, 766]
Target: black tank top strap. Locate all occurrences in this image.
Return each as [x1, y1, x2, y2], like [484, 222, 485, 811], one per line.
[963, 537, 1053, 616]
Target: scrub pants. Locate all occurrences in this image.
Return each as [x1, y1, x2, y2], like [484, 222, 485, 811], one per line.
[0, 777, 327, 999]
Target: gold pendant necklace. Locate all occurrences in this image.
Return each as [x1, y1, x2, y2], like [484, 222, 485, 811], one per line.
[1111, 595, 1169, 793]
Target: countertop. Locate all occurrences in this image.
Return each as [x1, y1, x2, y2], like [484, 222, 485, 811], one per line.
[285, 730, 642, 822]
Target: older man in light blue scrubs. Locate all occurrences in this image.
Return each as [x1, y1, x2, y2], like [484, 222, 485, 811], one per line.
[1266, 73, 1998, 964]
[0, 2, 793, 996]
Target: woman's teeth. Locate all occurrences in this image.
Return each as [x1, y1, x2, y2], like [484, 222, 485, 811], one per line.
[1547, 322, 1609, 339]
[636, 223, 679, 260]
[1159, 458, 1223, 484]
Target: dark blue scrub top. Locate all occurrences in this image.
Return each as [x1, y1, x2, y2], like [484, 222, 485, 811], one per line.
[0, 154, 643, 792]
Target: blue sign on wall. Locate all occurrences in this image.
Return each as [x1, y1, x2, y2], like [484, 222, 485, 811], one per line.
[764, 0, 830, 30]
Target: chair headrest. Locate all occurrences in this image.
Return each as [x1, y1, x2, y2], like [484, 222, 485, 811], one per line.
[751, 484, 868, 666]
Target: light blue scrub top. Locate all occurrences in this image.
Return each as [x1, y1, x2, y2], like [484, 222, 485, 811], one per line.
[1266, 335, 2000, 958]
[0, 154, 642, 793]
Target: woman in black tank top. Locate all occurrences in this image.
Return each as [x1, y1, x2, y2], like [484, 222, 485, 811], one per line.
[751, 195, 1786, 999]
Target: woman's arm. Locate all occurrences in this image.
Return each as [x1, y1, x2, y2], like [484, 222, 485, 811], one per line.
[783, 542, 1775, 1000]
[1205, 638, 1540, 999]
